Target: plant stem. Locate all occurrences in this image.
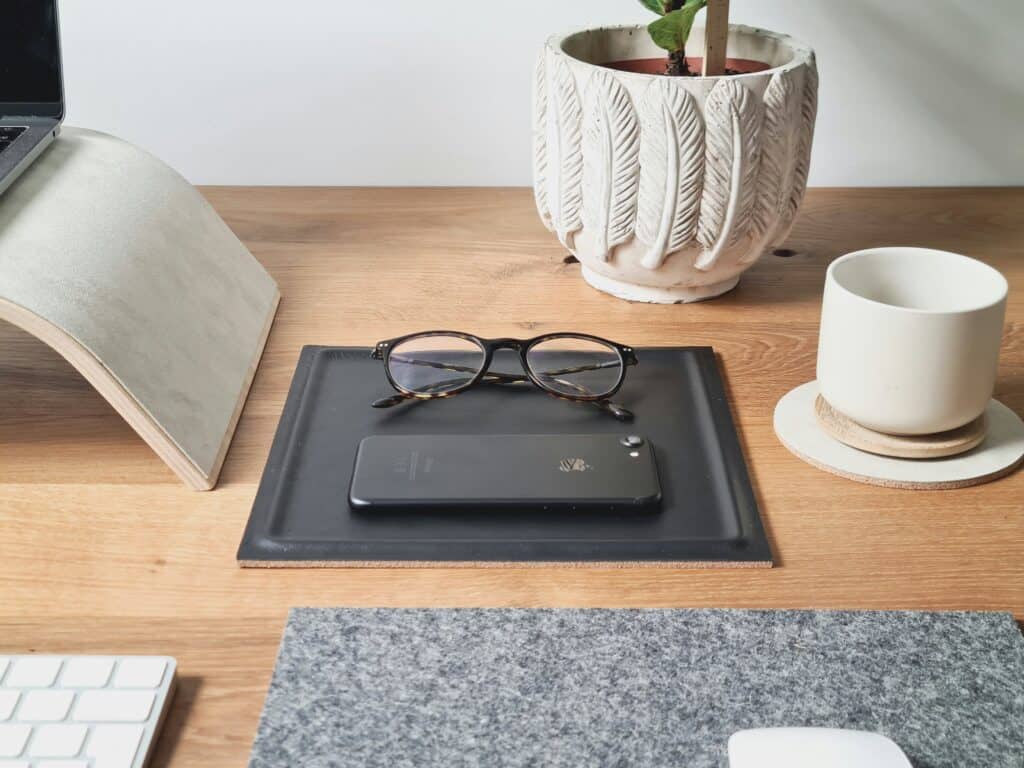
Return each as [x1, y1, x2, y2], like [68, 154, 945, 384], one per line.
[668, 50, 690, 76]
[665, 0, 691, 76]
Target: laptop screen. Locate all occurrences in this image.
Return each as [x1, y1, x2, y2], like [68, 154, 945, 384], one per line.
[0, 0, 63, 113]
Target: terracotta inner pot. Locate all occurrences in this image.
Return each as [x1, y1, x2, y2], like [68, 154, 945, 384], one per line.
[603, 57, 770, 75]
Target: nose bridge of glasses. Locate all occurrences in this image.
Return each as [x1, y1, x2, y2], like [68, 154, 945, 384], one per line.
[484, 342, 528, 380]
[488, 338, 527, 352]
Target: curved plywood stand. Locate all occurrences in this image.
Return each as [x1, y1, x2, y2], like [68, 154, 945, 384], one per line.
[0, 128, 279, 490]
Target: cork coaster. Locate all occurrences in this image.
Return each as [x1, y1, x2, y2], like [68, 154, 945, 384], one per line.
[774, 382, 1024, 490]
[814, 395, 987, 459]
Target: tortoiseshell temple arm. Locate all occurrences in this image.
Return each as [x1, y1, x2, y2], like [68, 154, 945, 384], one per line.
[372, 379, 634, 421]
[370, 372, 529, 408]
[373, 355, 616, 402]
[387, 354, 620, 387]
[385, 355, 528, 384]
[598, 401, 634, 421]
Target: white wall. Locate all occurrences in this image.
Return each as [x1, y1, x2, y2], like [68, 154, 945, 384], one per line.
[59, 0, 1023, 186]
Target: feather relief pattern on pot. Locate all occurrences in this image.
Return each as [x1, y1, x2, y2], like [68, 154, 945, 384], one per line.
[695, 79, 763, 271]
[636, 80, 705, 270]
[742, 68, 799, 263]
[531, 27, 818, 302]
[543, 54, 584, 248]
[582, 70, 641, 262]
[772, 59, 818, 248]
[532, 52, 552, 229]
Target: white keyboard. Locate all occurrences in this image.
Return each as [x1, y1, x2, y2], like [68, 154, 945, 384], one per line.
[0, 656, 176, 768]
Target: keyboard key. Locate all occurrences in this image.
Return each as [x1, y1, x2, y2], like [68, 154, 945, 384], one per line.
[0, 692, 18, 721]
[73, 691, 155, 723]
[0, 724, 31, 757]
[61, 658, 114, 689]
[6, 659, 62, 688]
[113, 658, 166, 689]
[85, 724, 143, 768]
[0, 655, 174, 767]
[28, 724, 87, 757]
[18, 690, 74, 722]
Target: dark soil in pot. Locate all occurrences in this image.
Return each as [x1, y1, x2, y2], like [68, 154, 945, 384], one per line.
[603, 56, 770, 76]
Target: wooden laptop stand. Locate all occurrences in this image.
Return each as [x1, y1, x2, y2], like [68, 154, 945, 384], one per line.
[0, 128, 279, 489]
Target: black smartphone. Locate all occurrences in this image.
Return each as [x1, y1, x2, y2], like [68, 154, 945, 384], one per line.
[349, 434, 661, 513]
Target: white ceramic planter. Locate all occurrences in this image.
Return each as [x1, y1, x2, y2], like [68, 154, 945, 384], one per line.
[533, 24, 818, 303]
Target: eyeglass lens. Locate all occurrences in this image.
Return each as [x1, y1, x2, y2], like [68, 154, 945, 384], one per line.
[525, 336, 622, 398]
[388, 334, 486, 395]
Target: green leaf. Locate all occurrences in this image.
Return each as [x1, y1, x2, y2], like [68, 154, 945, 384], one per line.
[637, 0, 666, 14]
[647, 0, 706, 53]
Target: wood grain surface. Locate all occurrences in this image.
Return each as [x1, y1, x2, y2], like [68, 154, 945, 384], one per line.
[1, 187, 1022, 767]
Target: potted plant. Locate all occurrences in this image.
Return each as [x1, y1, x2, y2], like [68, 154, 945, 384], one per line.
[533, 0, 818, 302]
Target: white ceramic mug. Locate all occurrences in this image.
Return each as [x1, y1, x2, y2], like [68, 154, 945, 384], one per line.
[817, 247, 1008, 435]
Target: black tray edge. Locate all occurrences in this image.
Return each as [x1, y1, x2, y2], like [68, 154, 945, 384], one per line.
[238, 345, 325, 563]
[691, 347, 772, 564]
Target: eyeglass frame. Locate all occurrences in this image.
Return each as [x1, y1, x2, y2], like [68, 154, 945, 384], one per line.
[370, 330, 639, 404]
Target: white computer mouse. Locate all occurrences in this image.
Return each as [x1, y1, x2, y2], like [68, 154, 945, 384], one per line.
[728, 727, 913, 768]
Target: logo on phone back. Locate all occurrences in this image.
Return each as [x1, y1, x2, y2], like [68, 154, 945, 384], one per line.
[559, 458, 591, 473]
[392, 450, 433, 481]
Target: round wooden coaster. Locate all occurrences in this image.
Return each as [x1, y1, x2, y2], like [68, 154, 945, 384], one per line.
[774, 382, 1024, 490]
[814, 395, 987, 459]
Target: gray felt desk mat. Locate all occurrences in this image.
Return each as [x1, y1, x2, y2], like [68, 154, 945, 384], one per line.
[248, 608, 1024, 768]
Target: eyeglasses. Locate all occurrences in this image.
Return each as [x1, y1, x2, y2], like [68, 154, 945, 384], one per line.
[370, 331, 638, 420]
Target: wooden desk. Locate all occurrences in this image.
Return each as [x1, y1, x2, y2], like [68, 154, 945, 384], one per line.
[1, 188, 1021, 766]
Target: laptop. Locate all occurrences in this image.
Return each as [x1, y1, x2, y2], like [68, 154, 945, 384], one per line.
[0, 0, 64, 196]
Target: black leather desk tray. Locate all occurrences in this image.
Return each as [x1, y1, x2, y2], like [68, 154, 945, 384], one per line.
[237, 345, 771, 567]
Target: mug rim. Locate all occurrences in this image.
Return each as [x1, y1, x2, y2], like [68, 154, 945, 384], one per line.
[826, 247, 1008, 316]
